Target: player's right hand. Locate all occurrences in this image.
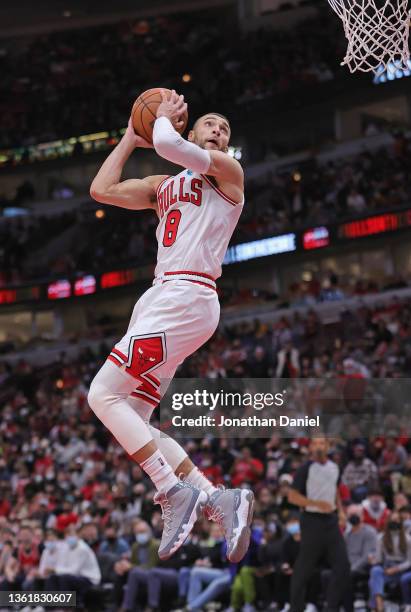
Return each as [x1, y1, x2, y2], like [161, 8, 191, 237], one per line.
[157, 89, 187, 131]
[124, 117, 154, 149]
[315, 500, 334, 513]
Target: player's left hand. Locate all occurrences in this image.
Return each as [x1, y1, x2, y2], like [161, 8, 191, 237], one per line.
[125, 117, 154, 149]
[157, 89, 187, 131]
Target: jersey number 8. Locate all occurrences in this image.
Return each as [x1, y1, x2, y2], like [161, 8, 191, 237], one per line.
[162, 210, 182, 247]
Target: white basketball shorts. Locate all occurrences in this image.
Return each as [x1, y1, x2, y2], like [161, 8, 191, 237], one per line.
[106, 275, 220, 408]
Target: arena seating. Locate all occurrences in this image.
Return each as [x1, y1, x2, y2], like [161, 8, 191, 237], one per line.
[1, 130, 410, 287]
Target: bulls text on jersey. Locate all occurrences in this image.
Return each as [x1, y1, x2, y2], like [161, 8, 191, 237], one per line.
[158, 177, 202, 218]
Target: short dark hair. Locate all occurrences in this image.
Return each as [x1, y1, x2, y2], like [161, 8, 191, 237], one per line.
[192, 113, 230, 131]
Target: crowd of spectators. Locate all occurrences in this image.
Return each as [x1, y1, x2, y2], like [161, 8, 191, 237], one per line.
[0, 9, 343, 150]
[1, 294, 411, 609]
[244, 131, 411, 235]
[1, 131, 410, 289]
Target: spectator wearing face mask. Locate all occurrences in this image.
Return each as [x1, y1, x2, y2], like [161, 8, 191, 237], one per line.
[342, 444, 378, 502]
[98, 523, 129, 557]
[362, 490, 390, 532]
[368, 512, 411, 612]
[274, 474, 296, 519]
[45, 524, 101, 610]
[23, 529, 61, 592]
[277, 515, 321, 611]
[117, 520, 159, 612]
[323, 505, 377, 612]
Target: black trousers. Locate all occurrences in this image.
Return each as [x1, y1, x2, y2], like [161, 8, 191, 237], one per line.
[45, 573, 92, 607]
[290, 512, 350, 612]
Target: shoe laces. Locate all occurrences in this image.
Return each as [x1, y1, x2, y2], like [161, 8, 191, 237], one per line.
[207, 503, 225, 525]
[154, 493, 173, 535]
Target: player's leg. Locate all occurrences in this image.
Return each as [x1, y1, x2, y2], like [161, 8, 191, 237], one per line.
[88, 287, 207, 560]
[88, 358, 178, 492]
[88, 360, 208, 562]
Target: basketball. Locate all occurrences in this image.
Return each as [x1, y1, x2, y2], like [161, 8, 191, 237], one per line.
[131, 87, 189, 143]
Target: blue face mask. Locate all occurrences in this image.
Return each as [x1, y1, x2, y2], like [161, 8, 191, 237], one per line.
[66, 536, 78, 547]
[286, 523, 300, 535]
[44, 541, 57, 552]
[136, 533, 150, 545]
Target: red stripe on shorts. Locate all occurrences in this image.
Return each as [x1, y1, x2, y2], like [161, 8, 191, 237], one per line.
[111, 347, 127, 362]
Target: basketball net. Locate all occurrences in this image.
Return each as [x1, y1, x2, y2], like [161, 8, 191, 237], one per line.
[327, 0, 411, 73]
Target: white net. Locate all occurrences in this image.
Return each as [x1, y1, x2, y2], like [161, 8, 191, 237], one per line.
[327, 0, 411, 73]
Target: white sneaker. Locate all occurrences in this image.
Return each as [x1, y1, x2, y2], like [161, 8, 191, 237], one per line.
[305, 605, 317, 612]
[205, 488, 255, 563]
[154, 481, 208, 560]
[280, 604, 291, 612]
[242, 605, 256, 612]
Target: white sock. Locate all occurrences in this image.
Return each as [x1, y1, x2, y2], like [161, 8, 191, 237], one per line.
[185, 466, 218, 496]
[141, 449, 179, 492]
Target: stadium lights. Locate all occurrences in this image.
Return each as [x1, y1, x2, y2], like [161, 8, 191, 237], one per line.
[224, 233, 296, 264]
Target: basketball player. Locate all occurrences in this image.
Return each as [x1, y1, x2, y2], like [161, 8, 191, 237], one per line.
[88, 90, 254, 561]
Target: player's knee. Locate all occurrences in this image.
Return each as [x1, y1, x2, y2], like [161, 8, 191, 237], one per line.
[87, 378, 108, 416]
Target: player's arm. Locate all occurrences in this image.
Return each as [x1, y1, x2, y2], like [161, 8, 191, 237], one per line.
[90, 119, 164, 211]
[152, 91, 243, 189]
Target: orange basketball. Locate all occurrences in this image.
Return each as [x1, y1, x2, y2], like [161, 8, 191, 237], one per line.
[131, 88, 188, 143]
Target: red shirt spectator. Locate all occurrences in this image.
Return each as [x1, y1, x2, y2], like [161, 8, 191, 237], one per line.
[18, 544, 40, 571]
[231, 447, 264, 487]
[362, 492, 390, 531]
[0, 499, 11, 517]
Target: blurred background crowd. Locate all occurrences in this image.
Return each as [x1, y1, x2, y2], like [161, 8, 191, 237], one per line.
[1, 290, 411, 610]
[0, 10, 341, 150]
[2, 0, 411, 610]
[1, 132, 411, 290]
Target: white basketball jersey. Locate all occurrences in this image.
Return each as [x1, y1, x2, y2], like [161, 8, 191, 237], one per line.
[154, 169, 244, 280]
